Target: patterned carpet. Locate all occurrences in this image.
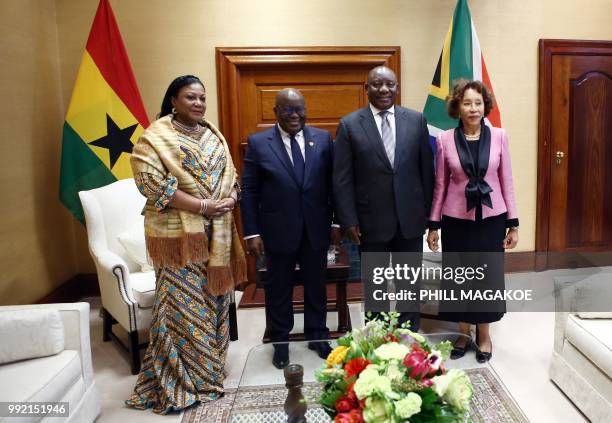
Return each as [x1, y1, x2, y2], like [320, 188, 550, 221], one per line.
[181, 367, 528, 422]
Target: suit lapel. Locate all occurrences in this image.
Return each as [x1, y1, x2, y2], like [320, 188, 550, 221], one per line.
[268, 126, 299, 186]
[303, 126, 317, 185]
[359, 108, 393, 170]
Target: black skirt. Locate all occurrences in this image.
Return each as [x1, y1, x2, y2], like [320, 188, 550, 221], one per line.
[438, 210, 507, 324]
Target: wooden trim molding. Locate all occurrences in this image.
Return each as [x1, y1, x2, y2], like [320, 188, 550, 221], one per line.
[536, 39, 612, 254]
[505, 251, 537, 273]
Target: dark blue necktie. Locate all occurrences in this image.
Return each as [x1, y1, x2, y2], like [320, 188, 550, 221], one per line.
[290, 135, 304, 185]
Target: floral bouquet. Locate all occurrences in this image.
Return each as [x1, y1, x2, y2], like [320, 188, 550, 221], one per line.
[315, 312, 473, 422]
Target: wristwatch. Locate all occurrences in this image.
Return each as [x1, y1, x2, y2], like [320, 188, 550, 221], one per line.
[509, 226, 519, 231]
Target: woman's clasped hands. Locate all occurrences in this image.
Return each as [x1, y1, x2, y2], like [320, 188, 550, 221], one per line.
[199, 196, 237, 218]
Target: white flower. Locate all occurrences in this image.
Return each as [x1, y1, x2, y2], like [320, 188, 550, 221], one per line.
[428, 349, 443, 371]
[394, 392, 422, 419]
[374, 342, 410, 361]
[396, 328, 425, 344]
[384, 360, 404, 382]
[354, 366, 392, 399]
[432, 369, 473, 412]
[363, 397, 394, 423]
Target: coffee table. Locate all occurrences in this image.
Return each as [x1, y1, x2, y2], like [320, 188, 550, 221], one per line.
[228, 334, 528, 422]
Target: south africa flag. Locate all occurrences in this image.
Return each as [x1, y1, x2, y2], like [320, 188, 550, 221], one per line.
[423, 0, 502, 152]
[59, 0, 149, 223]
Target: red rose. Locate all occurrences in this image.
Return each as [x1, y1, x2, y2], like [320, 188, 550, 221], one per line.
[346, 382, 358, 402]
[403, 350, 430, 379]
[334, 409, 364, 423]
[335, 382, 359, 413]
[383, 333, 399, 343]
[344, 357, 371, 379]
[335, 396, 354, 413]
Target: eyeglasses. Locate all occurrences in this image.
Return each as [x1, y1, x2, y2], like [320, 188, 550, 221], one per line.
[277, 106, 306, 117]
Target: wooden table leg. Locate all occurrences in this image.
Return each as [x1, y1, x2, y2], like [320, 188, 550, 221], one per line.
[336, 278, 350, 332]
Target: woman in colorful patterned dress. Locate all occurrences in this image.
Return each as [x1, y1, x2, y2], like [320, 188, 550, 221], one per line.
[126, 75, 246, 413]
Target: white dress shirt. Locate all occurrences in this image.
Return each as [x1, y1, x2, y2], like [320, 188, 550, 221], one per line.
[369, 103, 396, 142]
[277, 124, 305, 165]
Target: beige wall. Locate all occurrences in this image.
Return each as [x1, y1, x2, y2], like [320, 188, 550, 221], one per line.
[2, 0, 611, 302]
[55, 0, 612, 261]
[0, 0, 76, 304]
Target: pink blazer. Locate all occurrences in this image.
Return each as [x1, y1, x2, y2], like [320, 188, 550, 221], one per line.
[429, 126, 518, 223]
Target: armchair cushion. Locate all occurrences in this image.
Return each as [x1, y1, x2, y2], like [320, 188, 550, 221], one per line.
[0, 309, 64, 364]
[577, 312, 612, 319]
[117, 216, 154, 273]
[131, 271, 156, 308]
[565, 314, 612, 379]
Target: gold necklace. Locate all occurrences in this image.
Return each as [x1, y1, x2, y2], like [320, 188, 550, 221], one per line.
[172, 118, 205, 141]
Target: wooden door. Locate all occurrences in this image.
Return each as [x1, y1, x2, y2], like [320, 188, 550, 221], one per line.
[537, 40, 612, 255]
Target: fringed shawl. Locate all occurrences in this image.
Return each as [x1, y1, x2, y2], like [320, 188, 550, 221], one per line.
[131, 115, 246, 295]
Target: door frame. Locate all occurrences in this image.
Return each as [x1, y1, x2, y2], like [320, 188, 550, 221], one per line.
[536, 39, 612, 256]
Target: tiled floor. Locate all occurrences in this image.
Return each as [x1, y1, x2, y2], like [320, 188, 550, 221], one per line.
[89, 268, 595, 422]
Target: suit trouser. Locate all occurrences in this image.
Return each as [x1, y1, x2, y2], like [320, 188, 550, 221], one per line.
[360, 231, 423, 331]
[264, 231, 329, 342]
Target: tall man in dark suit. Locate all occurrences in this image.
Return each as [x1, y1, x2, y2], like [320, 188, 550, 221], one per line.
[333, 66, 434, 330]
[241, 88, 337, 368]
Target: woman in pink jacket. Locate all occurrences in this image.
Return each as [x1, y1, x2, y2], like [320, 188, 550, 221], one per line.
[427, 80, 519, 363]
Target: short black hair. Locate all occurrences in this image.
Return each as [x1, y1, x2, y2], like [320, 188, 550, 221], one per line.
[446, 79, 495, 119]
[158, 75, 204, 118]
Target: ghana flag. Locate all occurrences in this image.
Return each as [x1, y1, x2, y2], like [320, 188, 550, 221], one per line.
[59, 0, 149, 223]
[423, 0, 501, 151]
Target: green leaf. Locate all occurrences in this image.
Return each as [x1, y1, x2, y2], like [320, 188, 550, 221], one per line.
[337, 336, 352, 347]
[319, 387, 345, 408]
[434, 341, 453, 360]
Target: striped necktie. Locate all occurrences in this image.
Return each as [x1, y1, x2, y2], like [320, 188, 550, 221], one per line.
[379, 110, 395, 166]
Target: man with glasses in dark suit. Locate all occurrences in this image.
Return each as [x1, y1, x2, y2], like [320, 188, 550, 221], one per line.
[241, 88, 339, 368]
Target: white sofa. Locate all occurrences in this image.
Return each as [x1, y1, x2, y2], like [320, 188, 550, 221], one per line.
[550, 274, 612, 422]
[0, 302, 100, 423]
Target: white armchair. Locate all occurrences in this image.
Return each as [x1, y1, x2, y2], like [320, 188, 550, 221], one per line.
[79, 179, 155, 375]
[79, 178, 238, 375]
[0, 302, 101, 423]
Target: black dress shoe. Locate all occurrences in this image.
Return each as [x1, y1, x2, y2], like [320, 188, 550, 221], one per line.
[475, 343, 493, 363]
[272, 345, 289, 369]
[475, 332, 493, 363]
[308, 341, 332, 359]
[450, 337, 473, 360]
